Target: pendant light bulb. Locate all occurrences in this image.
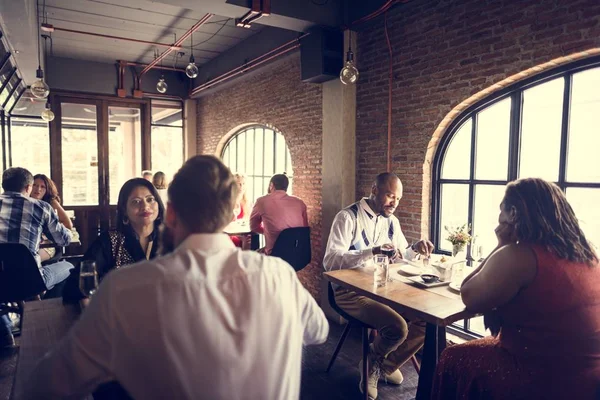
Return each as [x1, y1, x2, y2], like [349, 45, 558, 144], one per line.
[31, 67, 50, 99]
[186, 55, 198, 79]
[41, 102, 55, 122]
[156, 75, 168, 93]
[340, 50, 359, 85]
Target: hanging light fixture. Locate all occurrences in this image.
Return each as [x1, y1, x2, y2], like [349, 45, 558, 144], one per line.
[32, 1, 50, 98]
[340, 30, 359, 85]
[156, 75, 168, 93]
[41, 102, 55, 122]
[186, 31, 199, 78]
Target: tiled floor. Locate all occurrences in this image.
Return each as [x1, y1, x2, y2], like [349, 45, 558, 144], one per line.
[301, 322, 419, 400]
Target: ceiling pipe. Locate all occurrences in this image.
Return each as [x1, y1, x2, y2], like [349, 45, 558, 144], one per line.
[41, 24, 183, 50]
[136, 13, 213, 97]
[236, 0, 270, 28]
[190, 33, 308, 96]
[121, 61, 185, 72]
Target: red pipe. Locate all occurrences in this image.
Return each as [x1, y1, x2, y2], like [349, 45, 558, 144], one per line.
[384, 11, 393, 172]
[121, 61, 185, 72]
[190, 33, 309, 96]
[50, 26, 182, 50]
[140, 14, 213, 78]
[191, 44, 300, 94]
[350, 0, 409, 27]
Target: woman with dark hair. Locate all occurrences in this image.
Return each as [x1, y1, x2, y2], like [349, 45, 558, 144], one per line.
[432, 178, 600, 399]
[63, 178, 165, 302]
[31, 174, 74, 261]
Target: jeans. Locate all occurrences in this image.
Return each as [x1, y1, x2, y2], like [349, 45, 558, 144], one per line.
[40, 260, 74, 290]
[0, 314, 11, 339]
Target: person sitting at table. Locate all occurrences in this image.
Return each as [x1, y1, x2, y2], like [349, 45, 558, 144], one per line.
[63, 178, 164, 303]
[152, 171, 168, 204]
[250, 173, 308, 254]
[0, 167, 73, 348]
[323, 172, 434, 400]
[230, 173, 250, 248]
[142, 170, 152, 181]
[432, 178, 600, 400]
[30, 174, 73, 262]
[23, 155, 328, 400]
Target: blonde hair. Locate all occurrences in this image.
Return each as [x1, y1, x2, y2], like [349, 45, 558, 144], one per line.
[153, 171, 168, 190]
[234, 173, 249, 211]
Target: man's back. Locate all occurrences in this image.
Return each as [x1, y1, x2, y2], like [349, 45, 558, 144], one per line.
[0, 192, 71, 262]
[24, 234, 328, 400]
[250, 191, 308, 254]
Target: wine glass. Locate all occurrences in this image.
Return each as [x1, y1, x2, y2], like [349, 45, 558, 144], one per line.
[79, 260, 99, 298]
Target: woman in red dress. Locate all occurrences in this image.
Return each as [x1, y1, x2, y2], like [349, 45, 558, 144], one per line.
[433, 178, 600, 400]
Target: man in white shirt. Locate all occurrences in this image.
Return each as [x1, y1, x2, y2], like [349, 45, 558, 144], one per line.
[323, 172, 433, 400]
[23, 155, 329, 400]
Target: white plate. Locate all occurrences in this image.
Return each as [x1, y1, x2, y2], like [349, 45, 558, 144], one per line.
[392, 260, 423, 276]
[449, 281, 461, 292]
[406, 275, 450, 288]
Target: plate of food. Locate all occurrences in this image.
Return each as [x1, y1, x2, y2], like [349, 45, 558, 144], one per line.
[449, 281, 461, 292]
[392, 259, 423, 276]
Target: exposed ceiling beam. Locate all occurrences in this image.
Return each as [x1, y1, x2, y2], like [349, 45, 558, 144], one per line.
[0, 0, 39, 84]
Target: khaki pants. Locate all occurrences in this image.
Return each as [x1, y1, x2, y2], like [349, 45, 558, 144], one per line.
[335, 288, 426, 374]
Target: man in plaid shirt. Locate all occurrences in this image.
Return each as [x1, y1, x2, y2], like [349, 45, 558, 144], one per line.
[0, 167, 74, 347]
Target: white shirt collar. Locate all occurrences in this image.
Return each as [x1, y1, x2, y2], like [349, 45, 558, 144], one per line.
[177, 233, 236, 253]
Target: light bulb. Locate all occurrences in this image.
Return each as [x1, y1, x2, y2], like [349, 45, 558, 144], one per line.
[31, 78, 50, 98]
[156, 76, 168, 93]
[31, 67, 50, 98]
[340, 60, 359, 85]
[186, 62, 199, 79]
[41, 104, 55, 122]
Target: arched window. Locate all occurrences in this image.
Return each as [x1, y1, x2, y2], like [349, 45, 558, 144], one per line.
[221, 125, 293, 204]
[432, 58, 600, 335]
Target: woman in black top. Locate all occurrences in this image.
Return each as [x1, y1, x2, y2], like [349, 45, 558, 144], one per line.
[63, 178, 165, 302]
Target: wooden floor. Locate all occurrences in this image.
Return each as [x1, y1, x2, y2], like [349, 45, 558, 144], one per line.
[301, 321, 419, 400]
[0, 322, 419, 400]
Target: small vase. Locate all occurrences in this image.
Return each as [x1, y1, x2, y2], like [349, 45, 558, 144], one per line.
[452, 243, 466, 260]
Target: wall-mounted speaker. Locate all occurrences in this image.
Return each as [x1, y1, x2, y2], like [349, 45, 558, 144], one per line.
[300, 28, 343, 84]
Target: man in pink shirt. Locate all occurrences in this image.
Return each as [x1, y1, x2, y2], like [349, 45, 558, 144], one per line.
[250, 174, 308, 254]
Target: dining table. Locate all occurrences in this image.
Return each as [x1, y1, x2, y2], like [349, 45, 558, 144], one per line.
[223, 220, 259, 250]
[324, 262, 478, 400]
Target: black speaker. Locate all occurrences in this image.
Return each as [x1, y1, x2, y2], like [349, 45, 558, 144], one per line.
[300, 28, 343, 83]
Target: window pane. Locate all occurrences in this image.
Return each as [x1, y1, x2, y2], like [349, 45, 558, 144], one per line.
[151, 125, 183, 184]
[10, 118, 50, 177]
[441, 119, 472, 180]
[275, 132, 286, 173]
[264, 130, 274, 175]
[567, 67, 600, 183]
[61, 103, 98, 206]
[245, 128, 255, 176]
[254, 128, 264, 177]
[566, 188, 600, 251]
[237, 130, 246, 173]
[519, 78, 564, 180]
[475, 98, 511, 180]
[473, 184, 506, 256]
[151, 100, 182, 126]
[11, 89, 46, 116]
[109, 107, 142, 205]
[439, 184, 469, 252]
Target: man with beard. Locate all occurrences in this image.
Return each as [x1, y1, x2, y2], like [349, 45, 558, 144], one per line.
[323, 172, 433, 400]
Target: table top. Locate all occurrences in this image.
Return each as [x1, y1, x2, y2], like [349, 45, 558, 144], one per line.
[223, 221, 252, 235]
[39, 240, 82, 249]
[324, 265, 477, 326]
[11, 299, 87, 399]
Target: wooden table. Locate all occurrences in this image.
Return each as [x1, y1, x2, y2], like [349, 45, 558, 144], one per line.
[324, 266, 477, 400]
[223, 221, 260, 250]
[10, 299, 89, 400]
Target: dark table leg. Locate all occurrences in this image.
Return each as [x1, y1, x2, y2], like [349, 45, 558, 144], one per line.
[415, 323, 446, 400]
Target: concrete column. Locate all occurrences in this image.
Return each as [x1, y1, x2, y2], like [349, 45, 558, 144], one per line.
[320, 30, 357, 320]
[184, 99, 197, 160]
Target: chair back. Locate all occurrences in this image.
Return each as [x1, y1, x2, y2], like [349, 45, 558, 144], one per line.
[270, 227, 311, 271]
[327, 281, 374, 328]
[0, 243, 46, 302]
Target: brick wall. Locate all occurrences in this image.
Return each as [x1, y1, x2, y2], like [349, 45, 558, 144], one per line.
[356, 0, 600, 243]
[196, 54, 324, 299]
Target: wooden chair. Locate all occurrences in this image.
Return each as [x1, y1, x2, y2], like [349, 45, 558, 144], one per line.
[326, 282, 421, 399]
[270, 227, 311, 271]
[0, 243, 47, 332]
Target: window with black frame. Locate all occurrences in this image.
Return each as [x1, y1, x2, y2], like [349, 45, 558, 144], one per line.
[432, 58, 600, 337]
[221, 125, 293, 205]
[150, 99, 184, 182]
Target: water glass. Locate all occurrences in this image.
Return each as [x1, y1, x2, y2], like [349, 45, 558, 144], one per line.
[79, 260, 99, 298]
[373, 255, 389, 288]
[450, 261, 466, 287]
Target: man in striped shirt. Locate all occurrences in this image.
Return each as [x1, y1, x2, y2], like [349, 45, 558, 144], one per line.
[0, 167, 73, 347]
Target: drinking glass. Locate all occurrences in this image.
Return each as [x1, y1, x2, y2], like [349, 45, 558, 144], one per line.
[373, 255, 389, 287]
[79, 260, 99, 298]
[450, 260, 466, 287]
